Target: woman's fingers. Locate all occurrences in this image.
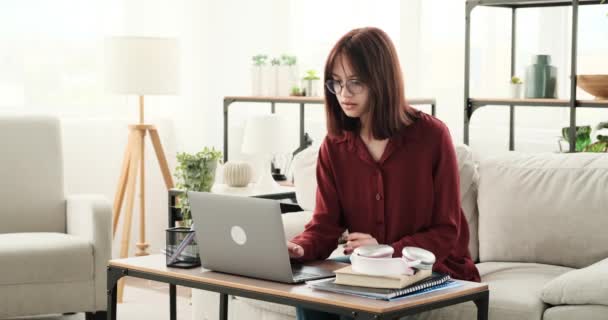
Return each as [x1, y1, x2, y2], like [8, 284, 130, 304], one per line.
[287, 241, 304, 258]
[343, 237, 379, 254]
[346, 232, 372, 241]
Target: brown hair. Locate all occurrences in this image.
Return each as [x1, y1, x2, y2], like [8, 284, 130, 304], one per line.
[324, 27, 418, 139]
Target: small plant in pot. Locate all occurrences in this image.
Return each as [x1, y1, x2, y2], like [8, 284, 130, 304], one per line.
[510, 76, 523, 99]
[174, 147, 223, 227]
[303, 69, 321, 97]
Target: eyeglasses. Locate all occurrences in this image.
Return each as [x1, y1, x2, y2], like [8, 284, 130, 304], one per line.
[325, 79, 365, 95]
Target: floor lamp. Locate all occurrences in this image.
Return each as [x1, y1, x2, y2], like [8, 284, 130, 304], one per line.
[105, 36, 180, 302]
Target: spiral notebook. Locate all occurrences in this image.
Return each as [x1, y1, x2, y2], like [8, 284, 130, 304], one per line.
[308, 272, 452, 300]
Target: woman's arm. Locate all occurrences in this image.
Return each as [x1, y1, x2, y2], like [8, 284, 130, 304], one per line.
[390, 125, 461, 265]
[290, 139, 346, 261]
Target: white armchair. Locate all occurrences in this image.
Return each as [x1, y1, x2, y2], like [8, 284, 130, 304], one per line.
[0, 115, 111, 320]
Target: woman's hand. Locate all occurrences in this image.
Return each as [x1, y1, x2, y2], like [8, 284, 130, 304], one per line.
[343, 233, 379, 255]
[287, 241, 304, 258]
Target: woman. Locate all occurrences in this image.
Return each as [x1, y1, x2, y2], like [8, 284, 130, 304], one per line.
[287, 27, 480, 320]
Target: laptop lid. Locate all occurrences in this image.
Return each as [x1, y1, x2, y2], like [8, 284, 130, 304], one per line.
[188, 191, 295, 283]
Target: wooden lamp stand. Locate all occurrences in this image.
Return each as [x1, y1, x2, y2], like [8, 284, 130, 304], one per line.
[112, 96, 174, 302]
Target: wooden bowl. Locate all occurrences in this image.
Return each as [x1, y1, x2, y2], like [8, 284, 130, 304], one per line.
[577, 75, 608, 100]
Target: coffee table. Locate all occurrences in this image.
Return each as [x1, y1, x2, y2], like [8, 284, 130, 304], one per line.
[107, 255, 488, 320]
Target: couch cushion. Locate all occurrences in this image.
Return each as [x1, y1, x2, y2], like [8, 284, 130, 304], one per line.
[543, 305, 608, 320]
[414, 262, 573, 320]
[292, 146, 319, 211]
[0, 233, 94, 285]
[0, 116, 66, 234]
[478, 153, 608, 268]
[541, 257, 608, 306]
[455, 144, 479, 262]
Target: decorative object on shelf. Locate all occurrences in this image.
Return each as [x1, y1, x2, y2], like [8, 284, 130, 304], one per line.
[105, 35, 180, 302]
[251, 54, 268, 96]
[223, 161, 253, 187]
[525, 54, 557, 99]
[577, 75, 608, 100]
[241, 114, 292, 189]
[290, 85, 304, 96]
[279, 54, 298, 96]
[165, 226, 200, 268]
[174, 147, 223, 226]
[559, 125, 592, 152]
[583, 122, 608, 153]
[510, 76, 523, 99]
[303, 69, 321, 97]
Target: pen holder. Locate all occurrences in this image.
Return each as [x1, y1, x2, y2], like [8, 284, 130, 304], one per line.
[165, 227, 201, 268]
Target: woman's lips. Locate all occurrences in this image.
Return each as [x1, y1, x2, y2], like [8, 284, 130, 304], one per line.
[342, 102, 357, 110]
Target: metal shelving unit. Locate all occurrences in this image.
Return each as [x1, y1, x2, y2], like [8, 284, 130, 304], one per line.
[223, 96, 437, 162]
[464, 0, 608, 152]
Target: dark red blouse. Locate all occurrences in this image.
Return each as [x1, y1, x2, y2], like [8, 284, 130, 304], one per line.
[291, 113, 480, 282]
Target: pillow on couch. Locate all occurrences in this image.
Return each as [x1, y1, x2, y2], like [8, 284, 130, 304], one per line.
[541, 257, 608, 306]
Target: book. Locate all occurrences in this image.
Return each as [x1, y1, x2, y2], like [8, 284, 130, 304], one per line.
[308, 272, 451, 300]
[333, 265, 432, 289]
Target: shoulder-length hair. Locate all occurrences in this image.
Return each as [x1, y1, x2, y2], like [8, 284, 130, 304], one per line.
[324, 27, 419, 139]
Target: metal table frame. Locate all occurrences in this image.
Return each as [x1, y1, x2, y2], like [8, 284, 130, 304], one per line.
[223, 96, 437, 163]
[463, 0, 608, 152]
[107, 265, 489, 320]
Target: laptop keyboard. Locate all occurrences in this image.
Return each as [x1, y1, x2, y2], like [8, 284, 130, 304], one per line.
[291, 265, 321, 281]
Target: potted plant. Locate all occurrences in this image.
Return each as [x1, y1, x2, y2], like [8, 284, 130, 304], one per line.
[290, 85, 303, 96]
[268, 57, 281, 96]
[174, 147, 223, 227]
[510, 76, 523, 99]
[251, 54, 268, 96]
[583, 121, 608, 152]
[303, 69, 320, 97]
[280, 54, 298, 96]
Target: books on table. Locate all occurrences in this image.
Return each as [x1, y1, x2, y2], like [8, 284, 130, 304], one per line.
[308, 272, 453, 301]
[334, 265, 432, 289]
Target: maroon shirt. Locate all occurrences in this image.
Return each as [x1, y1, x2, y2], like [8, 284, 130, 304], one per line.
[291, 113, 480, 282]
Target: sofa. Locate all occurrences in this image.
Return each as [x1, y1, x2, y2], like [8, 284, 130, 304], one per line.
[192, 144, 608, 320]
[0, 115, 111, 319]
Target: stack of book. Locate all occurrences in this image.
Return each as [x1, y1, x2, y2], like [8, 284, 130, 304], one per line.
[308, 266, 455, 301]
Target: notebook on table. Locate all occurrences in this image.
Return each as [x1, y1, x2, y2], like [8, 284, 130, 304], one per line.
[308, 272, 452, 300]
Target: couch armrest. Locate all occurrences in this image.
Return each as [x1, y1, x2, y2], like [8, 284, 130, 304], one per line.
[66, 194, 112, 311]
[541, 257, 608, 306]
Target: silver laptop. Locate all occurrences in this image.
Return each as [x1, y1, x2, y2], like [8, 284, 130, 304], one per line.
[188, 191, 335, 284]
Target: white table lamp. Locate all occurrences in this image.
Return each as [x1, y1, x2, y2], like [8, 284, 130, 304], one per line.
[241, 115, 292, 189]
[105, 36, 179, 303]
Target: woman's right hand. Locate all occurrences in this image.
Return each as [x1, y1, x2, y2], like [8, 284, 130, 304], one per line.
[287, 241, 304, 258]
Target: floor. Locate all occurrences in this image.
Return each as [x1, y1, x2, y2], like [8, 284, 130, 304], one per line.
[7, 278, 192, 320]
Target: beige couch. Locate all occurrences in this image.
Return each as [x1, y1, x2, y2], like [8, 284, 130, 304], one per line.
[192, 145, 608, 320]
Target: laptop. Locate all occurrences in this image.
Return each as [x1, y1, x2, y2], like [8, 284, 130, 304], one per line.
[188, 191, 335, 284]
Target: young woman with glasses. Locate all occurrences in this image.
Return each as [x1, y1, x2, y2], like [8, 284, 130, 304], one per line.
[286, 27, 480, 320]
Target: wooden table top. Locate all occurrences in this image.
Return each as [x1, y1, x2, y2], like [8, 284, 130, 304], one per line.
[110, 255, 488, 314]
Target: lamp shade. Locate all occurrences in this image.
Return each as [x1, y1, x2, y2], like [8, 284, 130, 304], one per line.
[105, 36, 180, 95]
[241, 115, 292, 155]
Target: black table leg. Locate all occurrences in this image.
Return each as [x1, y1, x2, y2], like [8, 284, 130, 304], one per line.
[474, 291, 489, 320]
[107, 267, 125, 320]
[170, 284, 176, 320]
[219, 293, 229, 320]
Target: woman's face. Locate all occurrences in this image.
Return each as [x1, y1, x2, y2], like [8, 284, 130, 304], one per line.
[330, 55, 369, 119]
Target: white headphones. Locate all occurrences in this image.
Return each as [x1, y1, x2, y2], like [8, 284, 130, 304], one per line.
[350, 245, 435, 276]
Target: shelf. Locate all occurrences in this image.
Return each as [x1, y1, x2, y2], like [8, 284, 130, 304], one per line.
[471, 0, 604, 9]
[470, 98, 608, 108]
[224, 96, 436, 106]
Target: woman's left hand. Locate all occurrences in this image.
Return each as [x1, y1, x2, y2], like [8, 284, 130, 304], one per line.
[343, 232, 379, 255]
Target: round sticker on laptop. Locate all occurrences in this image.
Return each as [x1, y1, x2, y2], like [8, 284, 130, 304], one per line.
[230, 226, 247, 245]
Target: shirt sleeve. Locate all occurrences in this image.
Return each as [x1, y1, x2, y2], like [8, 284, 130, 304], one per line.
[290, 138, 346, 261]
[390, 124, 461, 265]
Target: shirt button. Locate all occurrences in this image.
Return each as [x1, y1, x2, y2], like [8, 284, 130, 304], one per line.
[376, 193, 381, 200]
